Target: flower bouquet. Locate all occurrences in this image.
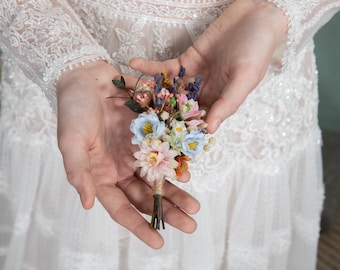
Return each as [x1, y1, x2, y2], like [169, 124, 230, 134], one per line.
[110, 66, 212, 230]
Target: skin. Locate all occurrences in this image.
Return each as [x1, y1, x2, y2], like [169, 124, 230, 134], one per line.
[129, 0, 288, 133]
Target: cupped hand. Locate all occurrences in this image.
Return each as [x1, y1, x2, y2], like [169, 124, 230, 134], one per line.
[129, 0, 288, 133]
[56, 61, 200, 249]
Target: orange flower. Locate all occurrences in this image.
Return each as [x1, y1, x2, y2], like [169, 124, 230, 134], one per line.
[175, 155, 191, 178]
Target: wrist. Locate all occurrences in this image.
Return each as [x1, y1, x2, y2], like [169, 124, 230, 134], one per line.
[244, 0, 288, 42]
[56, 61, 118, 97]
[260, 1, 288, 42]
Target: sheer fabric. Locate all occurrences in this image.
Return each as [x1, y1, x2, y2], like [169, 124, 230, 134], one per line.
[0, 0, 339, 269]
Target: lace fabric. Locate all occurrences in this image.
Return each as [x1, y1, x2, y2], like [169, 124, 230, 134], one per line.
[268, 0, 340, 70]
[0, 0, 339, 269]
[0, 0, 111, 109]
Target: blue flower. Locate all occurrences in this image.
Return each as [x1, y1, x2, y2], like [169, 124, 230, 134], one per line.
[181, 130, 205, 159]
[130, 111, 166, 144]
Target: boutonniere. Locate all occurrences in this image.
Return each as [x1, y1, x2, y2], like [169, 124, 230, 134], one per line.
[110, 66, 213, 229]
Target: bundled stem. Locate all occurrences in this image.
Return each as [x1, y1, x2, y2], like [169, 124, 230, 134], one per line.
[150, 178, 165, 230]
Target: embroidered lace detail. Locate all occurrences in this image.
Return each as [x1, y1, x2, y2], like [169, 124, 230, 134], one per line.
[0, 0, 111, 111]
[67, 0, 230, 72]
[68, 0, 230, 22]
[0, 56, 58, 147]
[113, 20, 147, 74]
[267, 0, 340, 70]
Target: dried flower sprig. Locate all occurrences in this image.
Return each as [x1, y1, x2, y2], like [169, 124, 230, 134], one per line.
[109, 66, 213, 230]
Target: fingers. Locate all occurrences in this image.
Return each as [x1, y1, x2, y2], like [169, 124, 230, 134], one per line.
[162, 180, 200, 215]
[177, 171, 191, 183]
[129, 58, 181, 77]
[96, 182, 165, 249]
[205, 65, 265, 133]
[118, 176, 200, 234]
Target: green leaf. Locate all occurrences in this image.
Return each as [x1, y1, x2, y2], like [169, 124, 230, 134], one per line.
[169, 96, 177, 107]
[112, 76, 126, 89]
[125, 99, 145, 113]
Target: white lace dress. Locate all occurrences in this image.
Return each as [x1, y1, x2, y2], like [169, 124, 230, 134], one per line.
[0, 1, 339, 269]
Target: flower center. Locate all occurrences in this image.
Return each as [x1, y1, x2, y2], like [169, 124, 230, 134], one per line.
[187, 141, 198, 150]
[147, 151, 159, 166]
[176, 126, 183, 133]
[142, 122, 153, 135]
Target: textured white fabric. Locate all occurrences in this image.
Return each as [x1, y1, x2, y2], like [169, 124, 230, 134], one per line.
[0, 0, 339, 269]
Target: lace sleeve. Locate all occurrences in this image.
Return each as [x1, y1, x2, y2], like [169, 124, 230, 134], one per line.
[267, 0, 340, 69]
[0, 0, 111, 109]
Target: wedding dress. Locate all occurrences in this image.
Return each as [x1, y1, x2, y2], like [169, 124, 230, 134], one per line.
[0, 0, 339, 269]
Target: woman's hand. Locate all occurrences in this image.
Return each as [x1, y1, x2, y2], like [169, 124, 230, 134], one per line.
[129, 0, 288, 133]
[56, 61, 200, 249]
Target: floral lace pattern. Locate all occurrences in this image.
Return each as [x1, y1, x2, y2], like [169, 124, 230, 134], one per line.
[0, 0, 111, 109]
[68, 0, 230, 74]
[268, 0, 340, 70]
[0, 56, 58, 147]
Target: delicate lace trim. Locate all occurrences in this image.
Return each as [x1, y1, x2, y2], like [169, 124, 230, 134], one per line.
[0, 0, 111, 111]
[69, 0, 230, 22]
[68, 0, 229, 72]
[267, 0, 340, 70]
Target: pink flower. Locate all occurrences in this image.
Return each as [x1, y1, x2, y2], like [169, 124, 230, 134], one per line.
[177, 93, 205, 127]
[134, 139, 179, 182]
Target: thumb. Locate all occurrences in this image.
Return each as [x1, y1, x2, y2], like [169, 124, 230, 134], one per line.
[205, 72, 260, 133]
